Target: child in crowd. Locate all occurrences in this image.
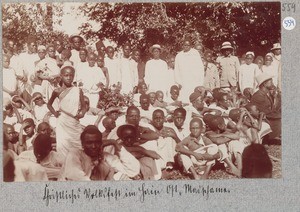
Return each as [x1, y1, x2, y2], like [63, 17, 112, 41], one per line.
[60, 49, 74, 67]
[11, 95, 33, 120]
[102, 117, 117, 140]
[47, 66, 87, 158]
[153, 90, 168, 108]
[227, 108, 259, 175]
[148, 92, 157, 106]
[117, 124, 160, 180]
[187, 92, 222, 122]
[80, 96, 105, 127]
[254, 56, 264, 72]
[33, 134, 64, 180]
[166, 85, 183, 106]
[194, 86, 215, 106]
[209, 92, 232, 117]
[139, 94, 154, 124]
[104, 46, 121, 88]
[37, 121, 56, 148]
[245, 103, 272, 142]
[3, 123, 19, 156]
[3, 102, 23, 128]
[176, 118, 220, 179]
[205, 115, 241, 177]
[18, 118, 36, 152]
[243, 88, 254, 103]
[166, 108, 190, 141]
[30, 92, 49, 124]
[133, 82, 148, 107]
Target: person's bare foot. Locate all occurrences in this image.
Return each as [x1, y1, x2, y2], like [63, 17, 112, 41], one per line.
[227, 167, 241, 177]
[194, 174, 201, 180]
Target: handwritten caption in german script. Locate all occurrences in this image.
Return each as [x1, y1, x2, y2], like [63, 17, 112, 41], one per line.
[42, 183, 230, 206]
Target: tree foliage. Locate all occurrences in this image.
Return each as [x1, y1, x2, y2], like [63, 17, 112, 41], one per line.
[2, 3, 66, 50]
[2, 2, 281, 58]
[79, 2, 280, 57]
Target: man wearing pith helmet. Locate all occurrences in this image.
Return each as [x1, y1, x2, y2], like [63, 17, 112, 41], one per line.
[216, 41, 240, 91]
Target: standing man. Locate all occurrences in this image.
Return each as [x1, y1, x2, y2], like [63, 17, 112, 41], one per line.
[216, 41, 240, 91]
[131, 49, 146, 84]
[15, 36, 39, 102]
[144, 44, 169, 95]
[104, 46, 121, 87]
[174, 39, 205, 103]
[119, 43, 138, 94]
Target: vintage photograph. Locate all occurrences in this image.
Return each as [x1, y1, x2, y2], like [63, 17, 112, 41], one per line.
[2, 2, 281, 182]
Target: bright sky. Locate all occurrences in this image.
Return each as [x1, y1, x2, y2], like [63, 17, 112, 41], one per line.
[53, 3, 113, 46]
[54, 3, 92, 35]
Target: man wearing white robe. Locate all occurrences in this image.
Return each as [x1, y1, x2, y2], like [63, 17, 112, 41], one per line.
[105, 46, 121, 87]
[144, 44, 169, 96]
[119, 44, 138, 94]
[14, 38, 39, 99]
[175, 40, 205, 103]
[239, 52, 262, 92]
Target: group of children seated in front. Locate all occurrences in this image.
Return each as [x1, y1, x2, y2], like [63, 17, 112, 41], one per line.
[3, 79, 275, 181]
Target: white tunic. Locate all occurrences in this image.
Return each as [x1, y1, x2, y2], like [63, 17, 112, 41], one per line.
[239, 63, 261, 92]
[144, 59, 169, 95]
[119, 57, 136, 94]
[262, 64, 279, 87]
[174, 48, 205, 102]
[104, 57, 121, 86]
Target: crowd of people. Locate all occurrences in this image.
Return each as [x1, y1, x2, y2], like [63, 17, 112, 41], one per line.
[3, 34, 281, 181]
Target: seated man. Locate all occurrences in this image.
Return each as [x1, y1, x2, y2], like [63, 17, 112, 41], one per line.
[251, 73, 281, 141]
[117, 124, 160, 180]
[107, 106, 160, 178]
[60, 125, 136, 181]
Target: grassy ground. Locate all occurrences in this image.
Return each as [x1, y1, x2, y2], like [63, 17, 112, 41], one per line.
[161, 144, 281, 180]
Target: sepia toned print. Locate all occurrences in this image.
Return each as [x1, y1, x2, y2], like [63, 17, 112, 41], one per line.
[2, 2, 281, 182]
